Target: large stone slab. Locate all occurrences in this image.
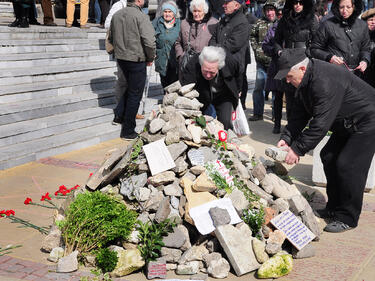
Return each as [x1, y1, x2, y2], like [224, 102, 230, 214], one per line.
[214, 223, 261, 276]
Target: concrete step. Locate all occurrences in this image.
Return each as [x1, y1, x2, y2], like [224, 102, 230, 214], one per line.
[0, 72, 116, 96]
[0, 43, 100, 54]
[0, 107, 115, 146]
[0, 64, 116, 86]
[0, 38, 102, 46]
[0, 79, 115, 103]
[0, 53, 112, 68]
[0, 90, 116, 125]
[0, 49, 106, 61]
[0, 122, 122, 170]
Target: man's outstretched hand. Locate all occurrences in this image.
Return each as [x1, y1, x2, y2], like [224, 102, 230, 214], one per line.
[277, 140, 300, 165]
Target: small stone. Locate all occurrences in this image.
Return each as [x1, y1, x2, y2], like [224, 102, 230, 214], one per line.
[267, 230, 286, 246]
[233, 159, 250, 180]
[165, 130, 180, 145]
[252, 162, 267, 182]
[175, 96, 203, 111]
[163, 92, 179, 106]
[166, 263, 177, 270]
[149, 171, 176, 186]
[170, 196, 180, 209]
[272, 161, 289, 176]
[257, 254, 293, 278]
[168, 207, 182, 224]
[56, 250, 78, 273]
[154, 197, 171, 223]
[207, 257, 230, 279]
[206, 238, 221, 253]
[137, 212, 150, 225]
[128, 230, 140, 244]
[177, 224, 191, 251]
[164, 80, 181, 93]
[134, 187, 151, 202]
[187, 124, 202, 144]
[83, 254, 96, 267]
[149, 118, 166, 134]
[176, 261, 200, 275]
[225, 188, 249, 214]
[162, 227, 187, 249]
[265, 147, 288, 162]
[100, 184, 119, 196]
[192, 172, 217, 192]
[142, 189, 164, 212]
[161, 247, 183, 263]
[292, 243, 316, 259]
[190, 165, 206, 175]
[209, 207, 231, 227]
[265, 242, 281, 255]
[184, 89, 200, 99]
[178, 245, 209, 264]
[112, 249, 145, 277]
[147, 259, 167, 279]
[262, 225, 272, 238]
[41, 225, 62, 253]
[168, 141, 188, 161]
[274, 198, 289, 213]
[47, 247, 64, 263]
[164, 181, 183, 196]
[173, 156, 189, 174]
[179, 83, 196, 95]
[264, 207, 277, 225]
[252, 239, 269, 264]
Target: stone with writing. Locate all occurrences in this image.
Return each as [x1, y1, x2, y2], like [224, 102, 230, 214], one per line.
[187, 149, 205, 166]
[147, 258, 167, 279]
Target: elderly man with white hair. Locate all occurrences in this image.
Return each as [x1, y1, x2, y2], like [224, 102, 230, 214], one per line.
[275, 48, 375, 233]
[181, 46, 241, 130]
[175, 0, 218, 77]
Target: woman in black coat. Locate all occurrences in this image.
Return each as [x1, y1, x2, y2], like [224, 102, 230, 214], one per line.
[362, 8, 375, 87]
[310, 0, 371, 76]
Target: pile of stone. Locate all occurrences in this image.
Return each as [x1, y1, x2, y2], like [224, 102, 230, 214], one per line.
[42, 81, 321, 279]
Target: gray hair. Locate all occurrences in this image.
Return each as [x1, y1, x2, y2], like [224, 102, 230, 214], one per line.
[291, 57, 309, 70]
[155, 0, 181, 18]
[189, 0, 209, 14]
[199, 46, 226, 69]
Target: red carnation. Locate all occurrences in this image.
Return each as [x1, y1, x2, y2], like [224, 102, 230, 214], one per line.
[24, 198, 32, 205]
[41, 192, 51, 201]
[218, 130, 227, 142]
[5, 210, 15, 216]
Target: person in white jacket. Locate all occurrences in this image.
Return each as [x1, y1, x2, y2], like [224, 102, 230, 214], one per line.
[104, 0, 127, 29]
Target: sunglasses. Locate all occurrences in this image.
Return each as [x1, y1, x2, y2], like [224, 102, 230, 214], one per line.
[293, 0, 303, 5]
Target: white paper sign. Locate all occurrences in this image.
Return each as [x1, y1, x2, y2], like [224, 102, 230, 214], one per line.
[270, 210, 315, 250]
[189, 198, 242, 235]
[143, 138, 176, 176]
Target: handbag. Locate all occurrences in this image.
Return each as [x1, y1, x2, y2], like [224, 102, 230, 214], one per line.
[105, 30, 114, 55]
[180, 26, 198, 73]
[232, 101, 251, 136]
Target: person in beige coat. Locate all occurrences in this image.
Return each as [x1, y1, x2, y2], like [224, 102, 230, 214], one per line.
[175, 0, 218, 78]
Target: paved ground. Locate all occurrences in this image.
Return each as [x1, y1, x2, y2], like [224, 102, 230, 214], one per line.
[1, 13, 375, 281]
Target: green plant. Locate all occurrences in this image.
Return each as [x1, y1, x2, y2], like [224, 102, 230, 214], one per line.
[194, 116, 207, 128]
[0, 244, 22, 256]
[205, 162, 233, 194]
[242, 207, 265, 237]
[80, 269, 112, 281]
[137, 219, 175, 262]
[62, 191, 137, 255]
[96, 248, 118, 273]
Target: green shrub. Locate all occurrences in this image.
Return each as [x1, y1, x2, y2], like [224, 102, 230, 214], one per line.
[242, 207, 265, 237]
[62, 191, 137, 254]
[137, 219, 175, 263]
[96, 248, 118, 273]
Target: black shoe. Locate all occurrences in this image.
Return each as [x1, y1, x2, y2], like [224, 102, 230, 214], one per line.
[248, 115, 263, 121]
[29, 19, 41, 25]
[315, 208, 335, 219]
[18, 17, 29, 28]
[8, 18, 20, 27]
[112, 116, 123, 125]
[324, 220, 353, 233]
[272, 126, 281, 134]
[87, 19, 97, 23]
[44, 22, 57, 26]
[121, 132, 138, 140]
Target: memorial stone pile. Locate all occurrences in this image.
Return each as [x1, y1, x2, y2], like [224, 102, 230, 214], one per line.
[44, 81, 322, 279]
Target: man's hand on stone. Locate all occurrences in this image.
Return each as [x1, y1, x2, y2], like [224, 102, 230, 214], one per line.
[277, 139, 289, 149]
[285, 148, 300, 165]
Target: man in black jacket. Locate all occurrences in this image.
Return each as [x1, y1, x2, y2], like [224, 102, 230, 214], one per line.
[275, 49, 375, 233]
[181, 46, 241, 130]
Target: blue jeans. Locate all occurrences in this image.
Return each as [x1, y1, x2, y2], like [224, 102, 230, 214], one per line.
[115, 60, 146, 137]
[252, 65, 267, 116]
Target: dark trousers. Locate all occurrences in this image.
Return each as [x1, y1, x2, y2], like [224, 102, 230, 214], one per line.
[98, 0, 110, 25]
[160, 63, 178, 89]
[114, 60, 146, 137]
[89, 0, 96, 22]
[214, 101, 233, 130]
[320, 127, 375, 227]
[273, 91, 283, 127]
[240, 65, 248, 110]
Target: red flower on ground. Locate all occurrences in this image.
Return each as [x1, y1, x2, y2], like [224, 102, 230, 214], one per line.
[218, 130, 227, 142]
[0, 210, 6, 216]
[5, 210, 15, 216]
[24, 198, 32, 205]
[89, 173, 93, 177]
[40, 192, 52, 201]
[70, 184, 80, 191]
[55, 185, 71, 196]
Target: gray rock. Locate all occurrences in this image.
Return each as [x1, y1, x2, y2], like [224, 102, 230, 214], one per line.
[272, 161, 289, 176]
[182, 171, 197, 181]
[252, 162, 267, 182]
[134, 186, 151, 202]
[162, 112, 186, 134]
[265, 147, 288, 162]
[41, 225, 62, 253]
[149, 171, 176, 186]
[140, 131, 164, 143]
[120, 173, 148, 200]
[100, 184, 119, 196]
[252, 239, 269, 263]
[83, 254, 96, 267]
[292, 243, 316, 259]
[142, 189, 165, 212]
[184, 89, 200, 99]
[154, 197, 171, 223]
[179, 83, 196, 95]
[190, 165, 206, 175]
[164, 80, 181, 93]
[187, 124, 202, 144]
[265, 242, 282, 255]
[206, 238, 221, 253]
[56, 250, 78, 273]
[137, 212, 150, 224]
[161, 247, 183, 263]
[170, 196, 180, 209]
[128, 230, 140, 244]
[166, 263, 178, 270]
[164, 181, 183, 196]
[177, 109, 202, 118]
[209, 207, 231, 227]
[178, 245, 209, 264]
[233, 159, 250, 180]
[190, 273, 209, 280]
[47, 247, 64, 263]
[203, 252, 222, 266]
[179, 195, 187, 217]
[168, 207, 183, 224]
[207, 257, 230, 279]
[162, 227, 187, 249]
[260, 173, 276, 194]
[226, 188, 250, 214]
[147, 259, 167, 279]
[274, 198, 289, 213]
[178, 224, 191, 251]
[165, 130, 180, 145]
[247, 180, 274, 203]
[163, 92, 179, 106]
[176, 261, 200, 275]
[173, 156, 189, 174]
[175, 96, 203, 110]
[131, 172, 148, 188]
[149, 118, 166, 134]
[214, 223, 260, 276]
[187, 149, 205, 166]
[199, 146, 218, 163]
[168, 141, 188, 161]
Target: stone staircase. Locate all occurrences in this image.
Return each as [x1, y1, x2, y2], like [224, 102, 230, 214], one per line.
[0, 2, 13, 18]
[0, 26, 124, 170]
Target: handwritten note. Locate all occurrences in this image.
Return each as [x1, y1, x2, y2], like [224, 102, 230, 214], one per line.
[270, 210, 315, 250]
[143, 138, 176, 176]
[188, 149, 205, 166]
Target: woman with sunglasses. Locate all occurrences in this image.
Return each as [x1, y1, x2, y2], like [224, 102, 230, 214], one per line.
[310, 0, 370, 77]
[272, 0, 318, 124]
